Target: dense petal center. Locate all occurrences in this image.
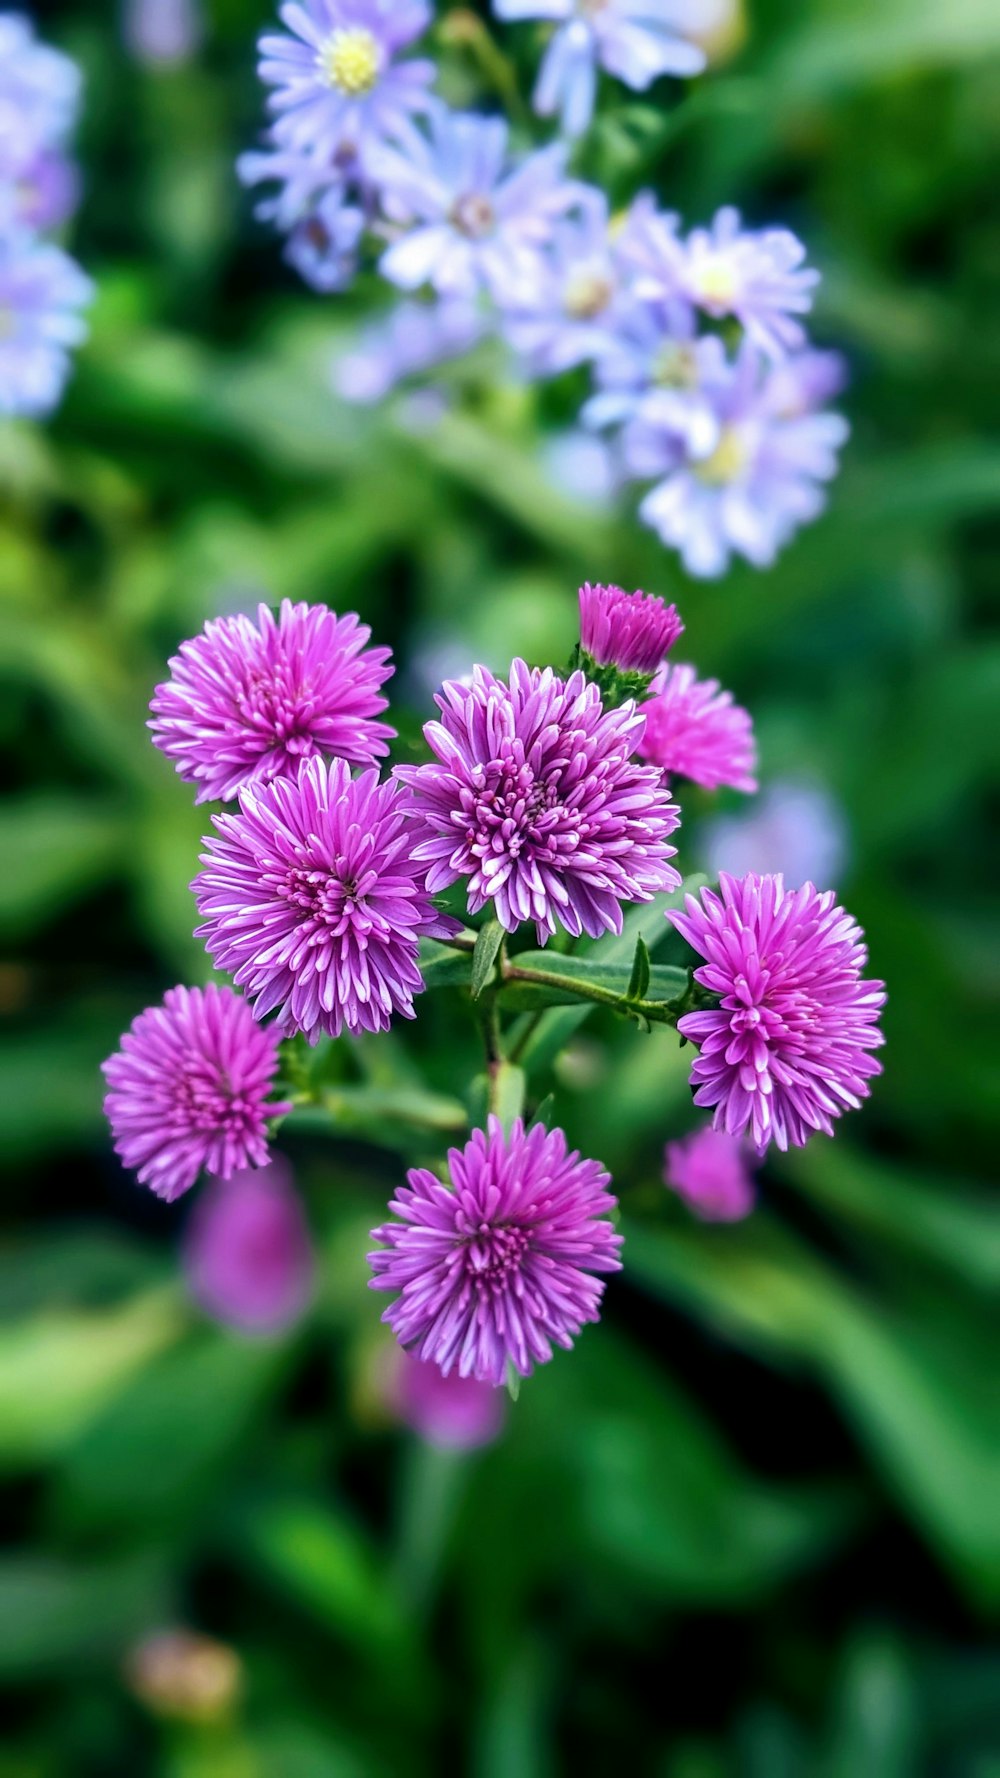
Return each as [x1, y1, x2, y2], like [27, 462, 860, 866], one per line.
[319, 28, 382, 96]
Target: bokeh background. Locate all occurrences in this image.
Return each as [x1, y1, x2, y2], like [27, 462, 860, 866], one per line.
[2, 0, 1000, 1772]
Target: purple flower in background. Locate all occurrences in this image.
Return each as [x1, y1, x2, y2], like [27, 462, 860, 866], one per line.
[493, 0, 718, 137]
[579, 582, 683, 675]
[102, 985, 291, 1203]
[257, 0, 434, 172]
[397, 658, 681, 943]
[183, 1157, 315, 1335]
[0, 14, 80, 170]
[375, 111, 580, 302]
[671, 873, 887, 1153]
[0, 235, 93, 418]
[639, 661, 757, 793]
[124, 0, 203, 67]
[582, 291, 719, 454]
[497, 195, 625, 375]
[238, 141, 337, 233]
[631, 205, 819, 360]
[149, 600, 394, 804]
[332, 298, 485, 404]
[664, 1125, 757, 1222]
[704, 778, 848, 889]
[541, 428, 621, 506]
[194, 757, 457, 1043]
[284, 185, 364, 289]
[624, 339, 849, 577]
[391, 1351, 506, 1449]
[369, 1116, 622, 1384]
[0, 146, 79, 233]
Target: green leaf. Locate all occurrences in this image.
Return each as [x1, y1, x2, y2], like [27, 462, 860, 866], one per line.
[296, 1083, 468, 1142]
[470, 920, 504, 1000]
[417, 939, 476, 991]
[491, 1062, 526, 1137]
[505, 1363, 521, 1403]
[626, 935, 652, 1003]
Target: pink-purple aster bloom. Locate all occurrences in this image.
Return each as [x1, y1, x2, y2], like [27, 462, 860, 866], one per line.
[193, 756, 457, 1043]
[149, 599, 394, 805]
[0, 233, 93, 418]
[624, 338, 849, 578]
[369, 1116, 623, 1384]
[102, 985, 291, 1203]
[671, 873, 887, 1153]
[375, 111, 581, 303]
[396, 658, 682, 943]
[183, 1156, 315, 1335]
[390, 1350, 506, 1449]
[639, 661, 757, 794]
[492, 0, 718, 138]
[257, 0, 435, 174]
[663, 1125, 757, 1222]
[579, 581, 683, 675]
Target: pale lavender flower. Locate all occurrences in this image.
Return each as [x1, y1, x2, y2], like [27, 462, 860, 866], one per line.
[639, 661, 757, 793]
[582, 288, 719, 455]
[375, 110, 581, 303]
[284, 185, 364, 289]
[257, 0, 434, 173]
[396, 658, 681, 944]
[624, 338, 849, 577]
[671, 873, 886, 1153]
[664, 1125, 756, 1222]
[332, 298, 485, 404]
[390, 1351, 506, 1449]
[630, 205, 819, 360]
[704, 778, 848, 889]
[579, 581, 683, 675]
[102, 985, 291, 1203]
[194, 756, 457, 1043]
[497, 194, 625, 375]
[149, 599, 394, 805]
[183, 1157, 315, 1335]
[0, 146, 79, 233]
[369, 1116, 623, 1384]
[237, 141, 337, 233]
[124, 0, 203, 67]
[493, 0, 718, 137]
[0, 234, 93, 419]
[0, 14, 81, 171]
[541, 428, 621, 506]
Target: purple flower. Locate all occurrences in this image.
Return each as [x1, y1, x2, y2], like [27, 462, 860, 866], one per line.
[671, 873, 887, 1153]
[257, 0, 434, 173]
[375, 110, 581, 302]
[193, 756, 456, 1043]
[624, 339, 849, 577]
[237, 141, 336, 233]
[493, 0, 717, 137]
[183, 1156, 315, 1335]
[396, 658, 682, 944]
[331, 298, 484, 404]
[579, 581, 683, 675]
[149, 599, 394, 805]
[284, 185, 364, 289]
[368, 1116, 623, 1384]
[631, 205, 819, 361]
[124, 0, 203, 67]
[390, 1351, 506, 1449]
[497, 194, 625, 375]
[664, 1125, 756, 1222]
[102, 985, 291, 1203]
[0, 234, 93, 419]
[704, 778, 848, 889]
[639, 661, 757, 793]
[0, 146, 79, 233]
[0, 15, 81, 169]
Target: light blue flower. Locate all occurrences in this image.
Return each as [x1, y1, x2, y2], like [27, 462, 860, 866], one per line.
[374, 109, 583, 302]
[0, 13, 81, 178]
[332, 299, 485, 403]
[284, 186, 365, 290]
[492, 0, 718, 137]
[496, 192, 629, 376]
[0, 233, 93, 418]
[258, 0, 434, 175]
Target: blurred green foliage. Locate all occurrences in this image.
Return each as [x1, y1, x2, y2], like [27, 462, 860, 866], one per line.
[1, 0, 999, 1771]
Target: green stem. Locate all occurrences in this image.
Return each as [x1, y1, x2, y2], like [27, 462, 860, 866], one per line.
[501, 961, 683, 1028]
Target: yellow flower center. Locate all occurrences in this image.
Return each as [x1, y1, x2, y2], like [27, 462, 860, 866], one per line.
[653, 342, 698, 388]
[689, 253, 740, 311]
[319, 28, 381, 96]
[563, 267, 614, 320]
[695, 425, 752, 485]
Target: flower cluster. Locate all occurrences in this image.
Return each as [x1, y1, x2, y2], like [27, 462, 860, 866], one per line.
[241, 2, 846, 575]
[0, 11, 92, 418]
[102, 583, 885, 1397]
